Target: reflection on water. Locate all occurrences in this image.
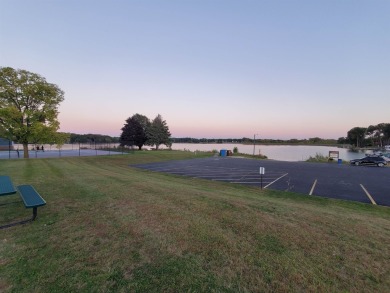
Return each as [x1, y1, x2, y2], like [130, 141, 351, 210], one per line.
[171, 143, 366, 162]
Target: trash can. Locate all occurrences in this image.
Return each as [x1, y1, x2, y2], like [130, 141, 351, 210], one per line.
[220, 149, 227, 157]
[338, 159, 342, 165]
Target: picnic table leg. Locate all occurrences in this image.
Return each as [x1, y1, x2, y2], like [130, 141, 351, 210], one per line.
[32, 207, 38, 221]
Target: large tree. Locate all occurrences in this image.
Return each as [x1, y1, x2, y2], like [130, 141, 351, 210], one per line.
[0, 67, 65, 158]
[146, 114, 171, 150]
[119, 113, 150, 150]
[347, 127, 367, 148]
[367, 123, 390, 147]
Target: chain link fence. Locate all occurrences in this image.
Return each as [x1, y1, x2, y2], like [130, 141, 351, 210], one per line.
[0, 143, 135, 159]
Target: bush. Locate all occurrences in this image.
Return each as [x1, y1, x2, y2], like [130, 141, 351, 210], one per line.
[306, 153, 329, 162]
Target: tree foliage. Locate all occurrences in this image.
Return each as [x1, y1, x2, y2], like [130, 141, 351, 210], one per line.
[146, 114, 171, 150]
[347, 127, 367, 148]
[120, 114, 150, 150]
[345, 123, 390, 148]
[0, 67, 64, 158]
[119, 113, 171, 150]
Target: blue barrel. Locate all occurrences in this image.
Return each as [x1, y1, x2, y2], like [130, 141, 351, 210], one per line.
[220, 149, 227, 157]
[338, 159, 342, 165]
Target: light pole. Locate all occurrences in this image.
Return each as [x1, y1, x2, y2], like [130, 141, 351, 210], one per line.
[253, 133, 259, 156]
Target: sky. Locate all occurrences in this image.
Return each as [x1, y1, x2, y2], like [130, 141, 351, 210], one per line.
[1, 0, 389, 139]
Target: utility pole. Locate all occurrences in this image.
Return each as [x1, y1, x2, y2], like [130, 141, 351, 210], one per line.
[253, 133, 258, 156]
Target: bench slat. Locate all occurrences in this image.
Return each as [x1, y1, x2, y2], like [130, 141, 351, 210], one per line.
[0, 175, 17, 196]
[17, 185, 46, 208]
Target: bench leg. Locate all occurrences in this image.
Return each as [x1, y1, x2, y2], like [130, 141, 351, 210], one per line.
[32, 207, 38, 221]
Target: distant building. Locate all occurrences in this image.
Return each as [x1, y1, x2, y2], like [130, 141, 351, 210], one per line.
[0, 138, 14, 151]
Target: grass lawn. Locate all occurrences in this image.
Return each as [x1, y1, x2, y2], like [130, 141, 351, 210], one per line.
[1, 151, 389, 292]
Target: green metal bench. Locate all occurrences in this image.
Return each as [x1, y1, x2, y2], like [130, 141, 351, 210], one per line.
[17, 185, 46, 221]
[0, 175, 17, 196]
[0, 181, 46, 229]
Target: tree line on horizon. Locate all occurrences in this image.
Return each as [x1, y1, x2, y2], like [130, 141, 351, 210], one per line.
[66, 122, 390, 149]
[66, 128, 390, 149]
[65, 122, 390, 149]
[171, 137, 339, 145]
[65, 135, 340, 146]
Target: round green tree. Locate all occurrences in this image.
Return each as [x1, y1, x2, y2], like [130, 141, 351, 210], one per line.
[0, 67, 65, 158]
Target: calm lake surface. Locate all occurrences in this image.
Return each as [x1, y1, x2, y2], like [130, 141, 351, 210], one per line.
[9, 142, 367, 162]
[171, 143, 367, 162]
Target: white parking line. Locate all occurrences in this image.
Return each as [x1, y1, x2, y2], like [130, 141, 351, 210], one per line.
[230, 182, 272, 184]
[264, 173, 288, 189]
[212, 178, 268, 182]
[360, 184, 377, 205]
[202, 176, 266, 179]
[309, 179, 317, 195]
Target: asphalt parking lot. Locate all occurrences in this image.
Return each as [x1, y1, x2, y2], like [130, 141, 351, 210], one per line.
[133, 157, 390, 207]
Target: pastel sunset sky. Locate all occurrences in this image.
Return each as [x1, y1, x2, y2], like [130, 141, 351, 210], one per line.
[1, 0, 389, 139]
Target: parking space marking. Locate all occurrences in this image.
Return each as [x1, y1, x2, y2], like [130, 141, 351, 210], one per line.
[133, 158, 390, 206]
[264, 173, 289, 189]
[309, 179, 317, 195]
[360, 184, 377, 205]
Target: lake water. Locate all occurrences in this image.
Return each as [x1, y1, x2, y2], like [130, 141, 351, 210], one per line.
[170, 143, 367, 162]
[9, 142, 368, 162]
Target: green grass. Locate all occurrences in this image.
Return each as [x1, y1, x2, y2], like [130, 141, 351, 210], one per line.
[1, 151, 389, 292]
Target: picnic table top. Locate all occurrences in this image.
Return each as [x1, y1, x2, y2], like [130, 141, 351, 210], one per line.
[0, 175, 17, 196]
[17, 185, 46, 208]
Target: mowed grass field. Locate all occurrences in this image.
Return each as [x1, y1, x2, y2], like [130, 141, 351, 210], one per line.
[1, 151, 389, 292]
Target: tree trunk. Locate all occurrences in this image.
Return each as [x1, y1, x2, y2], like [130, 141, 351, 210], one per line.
[138, 145, 142, 150]
[23, 143, 29, 158]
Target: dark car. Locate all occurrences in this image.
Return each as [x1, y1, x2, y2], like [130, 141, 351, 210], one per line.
[350, 156, 387, 167]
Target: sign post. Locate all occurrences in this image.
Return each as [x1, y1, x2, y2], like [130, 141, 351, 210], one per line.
[259, 167, 265, 189]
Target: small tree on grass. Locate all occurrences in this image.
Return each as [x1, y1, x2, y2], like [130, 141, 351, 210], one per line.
[147, 114, 171, 150]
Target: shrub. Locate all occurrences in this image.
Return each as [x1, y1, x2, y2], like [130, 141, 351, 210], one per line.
[306, 153, 329, 162]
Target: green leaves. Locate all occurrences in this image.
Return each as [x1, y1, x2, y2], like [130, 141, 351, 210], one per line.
[120, 113, 172, 150]
[0, 67, 65, 157]
[146, 114, 171, 150]
[120, 113, 150, 150]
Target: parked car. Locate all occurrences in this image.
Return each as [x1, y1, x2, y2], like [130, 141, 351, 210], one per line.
[350, 156, 387, 167]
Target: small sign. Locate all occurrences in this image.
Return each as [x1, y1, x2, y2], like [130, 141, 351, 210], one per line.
[259, 167, 265, 175]
[329, 151, 339, 159]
